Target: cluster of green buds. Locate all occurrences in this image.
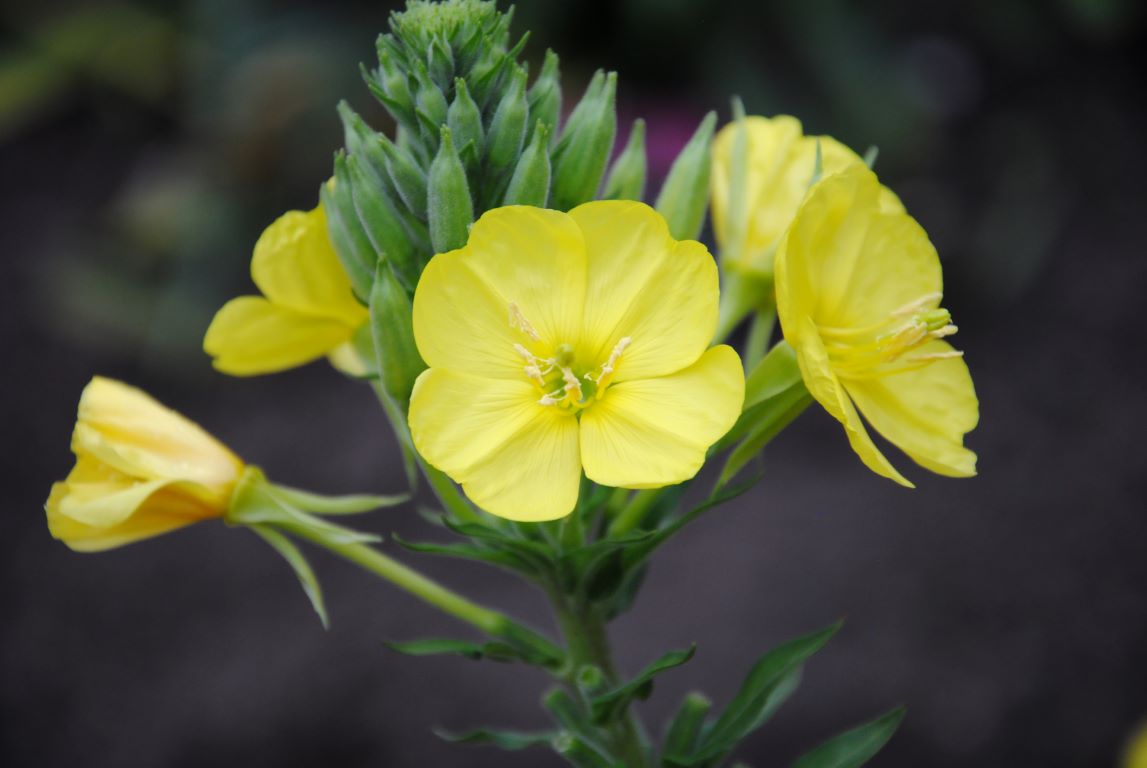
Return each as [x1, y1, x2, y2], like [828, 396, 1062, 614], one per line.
[321, 0, 719, 416]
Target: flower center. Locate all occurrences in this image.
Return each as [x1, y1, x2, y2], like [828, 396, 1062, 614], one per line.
[508, 303, 630, 412]
[816, 293, 962, 380]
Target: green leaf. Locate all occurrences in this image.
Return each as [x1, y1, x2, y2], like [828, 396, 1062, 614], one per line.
[435, 727, 555, 751]
[386, 637, 526, 663]
[717, 385, 811, 490]
[791, 707, 906, 768]
[392, 534, 539, 576]
[591, 646, 696, 723]
[662, 692, 712, 764]
[689, 623, 842, 763]
[249, 525, 328, 629]
[745, 340, 801, 409]
[654, 111, 717, 240]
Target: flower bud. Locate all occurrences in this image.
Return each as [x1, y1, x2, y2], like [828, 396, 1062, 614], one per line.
[380, 135, 429, 220]
[427, 34, 454, 90]
[527, 49, 561, 141]
[413, 60, 448, 130]
[371, 263, 426, 409]
[550, 71, 617, 211]
[320, 172, 377, 300]
[337, 152, 420, 291]
[485, 65, 528, 174]
[602, 119, 647, 201]
[503, 121, 551, 206]
[46, 377, 245, 552]
[447, 77, 484, 165]
[427, 126, 474, 253]
[655, 110, 717, 240]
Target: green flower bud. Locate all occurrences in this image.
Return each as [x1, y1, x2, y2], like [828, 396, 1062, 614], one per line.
[550, 71, 617, 211]
[447, 78, 484, 164]
[427, 34, 454, 90]
[414, 60, 448, 130]
[503, 121, 551, 207]
[319, 171, 376, 301]
[527, 49, 562, 141]
[655, 110, 717, 240]
[428, 126, 474, 253]
[370, 263, 426, 409]
[602, 118, 647, 201]
[379, 136, 429, 221]
[486, 66, 528, 171]
[337, 101, 394, 194]
[339, 154, 420, 292]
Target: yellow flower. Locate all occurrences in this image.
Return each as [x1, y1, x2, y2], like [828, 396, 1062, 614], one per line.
[408, 202, 745, 521]
[204, 204, 369, 376]
[46, 377, 246, 551]
[711, 114, 899, 276]
[774, 164, 978, 486]
[1125, 721, 1147, 768]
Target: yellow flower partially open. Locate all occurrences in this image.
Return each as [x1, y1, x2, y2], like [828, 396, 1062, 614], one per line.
[46, 377, 245, 551]
[775, 164, 978, 486]
[408, 203, 745, 521]
[711, 115, 899, 276]
[204, 204, 369, 376]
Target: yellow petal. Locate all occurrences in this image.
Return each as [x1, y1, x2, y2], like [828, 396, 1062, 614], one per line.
[46, 479, 217, 552]
[413, 206, 586, 379]
[408, 368, 580, 520]
[845, 341, 978, 477]
[710, 115, 871, 273]
[791, 317, 913, 487]
[251, 206, 367, 326]
[204, 296, 357, 376]
[569, 200, 719, 381]
[74, 378, 243, 491]
[580, 345, 745, 488]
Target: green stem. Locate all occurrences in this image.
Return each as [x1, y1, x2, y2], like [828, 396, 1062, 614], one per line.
[743, 307, 776, 372]
[552, 594, 648, 767]
[288, 522, 562, 662]
[607, 489, 661, 537]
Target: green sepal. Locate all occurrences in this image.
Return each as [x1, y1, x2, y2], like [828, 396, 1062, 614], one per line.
[319, 170, 376, 302]
[862, 145, 879, 170]
[503, 120, 551, 206]
[264, 484, 408, 515]
[602, 118, 647, 201]
[428, 126, 474, 253]
[435, 727, 555, 752]
[370, 262, 425, 409]
[719, 96, 751, 269]
[527, 48, 562, 141]
[550, 71, 617, 210]
[590, 646, 696, 724]
[655, 111, 717, 240]
[385, 637, 539, 665]
[791, 707, 906, 768]
[662, 692, 712, 763]
[686, 623, 842, 764]
[249, 524, 329, 629]
[447, 77, 484, 168]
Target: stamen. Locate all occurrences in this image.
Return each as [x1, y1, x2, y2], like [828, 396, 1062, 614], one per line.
[508, 302, 541, 341]
[594, 337, 631, 386]
[890, 292, 943, 319]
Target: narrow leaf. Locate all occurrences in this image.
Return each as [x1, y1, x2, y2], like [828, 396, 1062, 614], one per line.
[591, 646, 696, 723]
[249, 525, 328, 629]
[791, 707, 906, 768]
[435, 727, 555, 751]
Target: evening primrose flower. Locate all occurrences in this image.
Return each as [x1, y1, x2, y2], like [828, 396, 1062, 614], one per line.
[774, 164, 978, 486]
[46, 377, 245, 551]
[408, 202, 745, 521]
[711, 114, 899, 276]
[204, 204, 368, 376]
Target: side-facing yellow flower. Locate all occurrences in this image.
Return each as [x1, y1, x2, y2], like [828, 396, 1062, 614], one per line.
[775, 164, 978, 486]
[204, 204, 368, 376]
[408, 202, 745, 521]
[46, 377, 245, 551]
[1125, 720, 1147, 768]
[711, 114, 898, 276]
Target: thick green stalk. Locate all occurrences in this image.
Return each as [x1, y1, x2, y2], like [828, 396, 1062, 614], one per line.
[608, 488, 661, 537]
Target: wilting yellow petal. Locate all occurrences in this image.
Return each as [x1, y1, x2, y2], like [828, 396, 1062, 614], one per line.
[580, 345, 744, 488]
[570, 200, 719, 381]
[205, 296, 356, 376]
[74, 377, 242, 489]
[846, 341, 978, 477]
[413, 206, 586, 379]
[251, 206, 367, 326]
[791, 317, 912, 487]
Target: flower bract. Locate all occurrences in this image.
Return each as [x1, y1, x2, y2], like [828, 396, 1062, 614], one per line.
[711, 114, 900, 277]
[774, 164, 978, 486]
[204, 204, 368, 376]
[408, 202, 745, 521]
[46, 377, 245, 551]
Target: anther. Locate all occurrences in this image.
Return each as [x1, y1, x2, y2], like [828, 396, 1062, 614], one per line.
[508, 302, 541, 341]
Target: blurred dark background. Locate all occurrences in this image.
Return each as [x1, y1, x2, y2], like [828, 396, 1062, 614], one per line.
[2, 0, 1145, 766]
